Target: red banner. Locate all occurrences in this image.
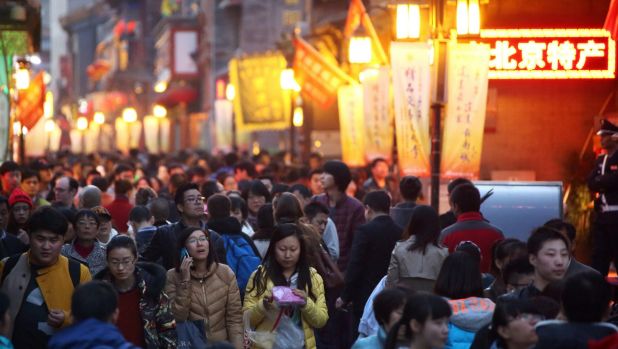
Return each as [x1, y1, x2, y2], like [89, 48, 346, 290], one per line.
[15, 72, 45, 131]
[293, 37, 355, 109]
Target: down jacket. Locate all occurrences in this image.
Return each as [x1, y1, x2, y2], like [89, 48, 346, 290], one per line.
[165, 263, 243, 349]
[243, 267, 329, 349]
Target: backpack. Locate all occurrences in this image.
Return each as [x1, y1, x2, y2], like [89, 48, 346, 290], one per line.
[221, 235, 261, 296]
[1, 254, 82, 288]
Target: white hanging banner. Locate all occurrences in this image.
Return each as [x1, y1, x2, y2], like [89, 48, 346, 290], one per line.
[441, 42, 491, 179]
[361, 66, 394, 163]
[337, 84, 366, 167]
[215, 99, 233, 152]
[391, 42, 432, 176]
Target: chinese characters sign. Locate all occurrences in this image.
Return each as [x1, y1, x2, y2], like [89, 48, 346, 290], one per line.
[338, 85, 366, 167]
[442, 42, 490, 179]
[390, 42, 432, 177]
[361, 67, 394, 163]
[229, 53, 290, 131]
[480, 29, 615, 79]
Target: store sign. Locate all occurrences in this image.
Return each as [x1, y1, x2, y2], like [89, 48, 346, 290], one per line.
[480, 29, 615, 79]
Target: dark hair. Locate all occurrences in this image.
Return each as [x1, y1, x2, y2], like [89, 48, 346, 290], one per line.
[490, 238, 527, 276]
[114, 180, 132, 196]
[28, 206, 68, 236]
[450, 183, 480, 213]
[188, 166, 207, 180]
[243, 180, 271, 203]
[527, 226, 570, 256]
[91, 177, 109, 192]
[405, 205, 441, 254]
[135, 187, 157, 206]
[562, 271, 611, 322]
[71, 281, 118, 322]
[290, 184, 311, 199]
[174, 183, 200, 207]
[229, 196, 248, 220]
[174, 227, 217, 272]
[75, 209, 100, 227]
[455, 241, 482, 263]
[201, 180, 221, 200]
[21, 169, 39, 181]
[370, 157, 387, 169]
[0, 195, 7, 209]
[106, 235, 138, 259]
[169, 173, 188, 191]
[490, 299, 543, 348]
[434, 251, 483, 299]
[252, 204, 275, 240]
[234, 161, 256, 178]
[207, 194, 231, 220]
[386, 294, 452, 349]
[323, 160, 352, 192]
[544, 218, 576, 243]
[304, 202, 330, 221]
[363, 190, 390, 213]
[399, 176, 422, 201]
[374, 288, 407, 327]
[271, 183, 290, 197]
[150, 198, 170, 223]
[309, 168, 323, 177]
[0, 161, 20, 175]
[502, 257, 534, 286]
[274, 192, 304, 224]
[129, 205, 152, 223]
[114, 163, 134, 177]
[248, 223, 315, 300]
[447, 177, 472, 195]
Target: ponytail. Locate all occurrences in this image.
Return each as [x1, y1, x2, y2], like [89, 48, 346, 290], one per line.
[385, 318, 410, 349]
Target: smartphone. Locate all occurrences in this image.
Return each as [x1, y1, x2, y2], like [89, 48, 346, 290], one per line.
[180, 248, 190, 261]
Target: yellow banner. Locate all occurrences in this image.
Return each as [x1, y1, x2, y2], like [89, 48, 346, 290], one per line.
[441, 42, 491, 179]
[391, 42, 432, 176]
[362, 66, 394, 163]
[337, 84, 366, 167]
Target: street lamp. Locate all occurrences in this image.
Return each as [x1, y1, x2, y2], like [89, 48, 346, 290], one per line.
[349, 26, 372, 64]
[122, 107, 138, 123]
[280, 70, 302, 162]
[153, 104, 167, 118]
[396, 3, 421, 39]
[93, 112, 105, 125]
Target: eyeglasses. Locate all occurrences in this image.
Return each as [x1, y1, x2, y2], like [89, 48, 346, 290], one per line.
[109, 258, 135, 268]
[187, 236, 208, 244]
[184, 196, 205, 204]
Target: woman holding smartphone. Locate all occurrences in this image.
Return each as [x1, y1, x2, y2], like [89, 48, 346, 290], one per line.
[244, 223, 328, 349]
[164, 227, 243, 349]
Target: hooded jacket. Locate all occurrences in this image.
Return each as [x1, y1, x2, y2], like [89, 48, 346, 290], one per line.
[445, 297, 495, 349]
[48, 318, 141, 349]
[95, 262, 177, 349]
[207, 216, 260, 257]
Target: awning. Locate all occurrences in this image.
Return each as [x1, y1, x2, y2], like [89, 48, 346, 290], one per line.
[155, 85, 198, 107]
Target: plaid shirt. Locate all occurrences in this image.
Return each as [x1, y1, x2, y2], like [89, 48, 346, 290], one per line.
[314, 193, 366, 272]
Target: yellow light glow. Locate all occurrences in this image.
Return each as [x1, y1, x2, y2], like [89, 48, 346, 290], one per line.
[122, 107, 138, 123]
[252, 142, 260, 156]
[314, 140, 322, 148]
[93, 112, 105, 124]
[43, 71, 52, 85]
[396, 4, 420, 39]
[457, 0, 469, 35]
[21, 126, 28, 136]
[468, 0, 480, 35]
[280, 69, 295, 90]
[225, 84, 236, 101]
[76, 116, 88, 131]
[153, 104, 167, 118]
[14, 68, 30, 90]
[359, 68, 379, 83]
[293, 106, 304, 127]
[154, 81, 168, 93]
[13, 121, 21, 136]
[44, 119, 55, 133]
[349, 36, 372, 64]
[44, 91, 54, 118]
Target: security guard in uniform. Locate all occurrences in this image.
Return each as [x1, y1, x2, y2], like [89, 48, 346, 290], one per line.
[588, 119, 618, 276]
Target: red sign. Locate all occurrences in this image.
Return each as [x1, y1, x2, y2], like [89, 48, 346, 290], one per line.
[15, 72, 45, 130]
[293, 37, 356, 109]
[479, 29, 615, 79]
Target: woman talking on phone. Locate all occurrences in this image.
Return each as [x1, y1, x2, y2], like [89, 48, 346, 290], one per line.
[164, 227, 243, 349]
[244, 223, 328, 349]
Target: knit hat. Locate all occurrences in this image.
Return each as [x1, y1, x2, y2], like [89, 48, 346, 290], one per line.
[323, 160, 352, 192]
[8, 188, 33, 208]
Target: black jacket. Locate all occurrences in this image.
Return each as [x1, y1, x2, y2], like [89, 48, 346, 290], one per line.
[588, 151, 618, 220]
[207, 217, 261, 257]
[140, 220, 226, 270]
[341, 215, 402, 316]
[535, 320, 617, 349]
[0, 232, 27, 260]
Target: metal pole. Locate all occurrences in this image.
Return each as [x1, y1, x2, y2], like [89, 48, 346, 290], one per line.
[430, 102, 443, 210]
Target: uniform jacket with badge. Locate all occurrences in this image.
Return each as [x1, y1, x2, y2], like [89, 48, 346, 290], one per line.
[588, 151, 618, 219]
[0, 253, 91, 331]
[95, 262, 177, 349]
[165, 262, 243, 349]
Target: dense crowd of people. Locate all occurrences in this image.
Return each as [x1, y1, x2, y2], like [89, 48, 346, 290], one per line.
[0, 147, 613, 349]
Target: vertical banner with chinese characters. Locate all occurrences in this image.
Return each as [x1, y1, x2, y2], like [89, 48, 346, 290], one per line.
[361, 66, 393, 162]
[441, 42, 491, 179]
[338, 85, 366, 167]
[214, 99, 234, 151]
[391, 42, 432, 176]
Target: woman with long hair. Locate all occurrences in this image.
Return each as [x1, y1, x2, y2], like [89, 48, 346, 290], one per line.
[95, 236, 177, 348]
[244, 223, 328, 349]
[385, 293, 452, 349]
[434, 252, 496, 349]
[164, 227, 243, 349]
[386, 205, 449, 292]
[485, 299, 542, 349]
[484, 239, 527, 301]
